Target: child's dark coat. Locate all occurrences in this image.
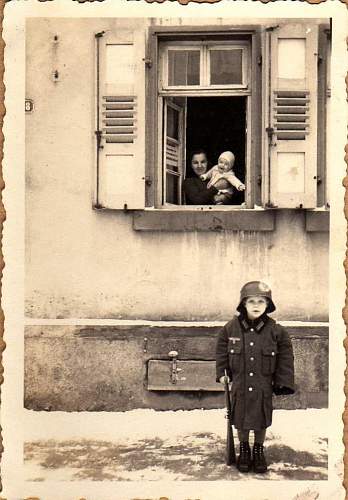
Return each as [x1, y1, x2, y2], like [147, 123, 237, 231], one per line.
[216, 315, 295, 431]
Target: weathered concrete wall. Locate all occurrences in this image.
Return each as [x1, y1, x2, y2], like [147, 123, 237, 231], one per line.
[25, 16, 329, 322]
[24, 324, 328, 411]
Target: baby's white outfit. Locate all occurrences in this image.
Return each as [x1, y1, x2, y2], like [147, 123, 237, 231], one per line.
[204, 165, 244, 194]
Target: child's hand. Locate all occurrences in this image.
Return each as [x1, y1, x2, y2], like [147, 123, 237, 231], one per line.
[219, 375, 230, 384]
[238, 183, 246, 191]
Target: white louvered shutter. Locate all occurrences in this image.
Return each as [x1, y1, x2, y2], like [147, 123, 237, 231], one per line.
[96, 30, 145, 209]
[266, 24, 319, 208]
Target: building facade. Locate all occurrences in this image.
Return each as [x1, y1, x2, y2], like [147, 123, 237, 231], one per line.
[24, 17, 329, 411]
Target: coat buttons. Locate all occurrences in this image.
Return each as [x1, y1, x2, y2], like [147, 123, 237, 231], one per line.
[271, 351, 275, 356]
[250, 342, 254, 346]
[249, 372, 254, 376]
[250, 357, 254, 361]
[250, 328, 254, 332]
[248, 387, 253, 391]
[230, 349, 234, 353]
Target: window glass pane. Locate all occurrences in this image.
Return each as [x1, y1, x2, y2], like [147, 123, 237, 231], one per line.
[167, 106, 179, 140]
[210, 49, 243, 85]
[166, 173, 179, 203]
[168, 50, 200, 86]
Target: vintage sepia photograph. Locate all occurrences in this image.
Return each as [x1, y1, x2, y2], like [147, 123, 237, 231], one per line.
[1, 1, 347, 499]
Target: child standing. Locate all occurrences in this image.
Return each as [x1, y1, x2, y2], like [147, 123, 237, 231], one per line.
[200, 151, 245, 205]
[216, 281, 295, 473]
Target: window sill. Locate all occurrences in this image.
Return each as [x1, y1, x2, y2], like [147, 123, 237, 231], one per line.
[305, 209, 329, 232]
[133, 207, 275, 232]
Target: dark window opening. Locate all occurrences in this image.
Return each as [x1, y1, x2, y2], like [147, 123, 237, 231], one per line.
[185, 96, 247, 205]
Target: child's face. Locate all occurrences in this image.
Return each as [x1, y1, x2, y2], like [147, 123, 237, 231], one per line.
[218, 155, 234, 173]
[244, 296, 268, 320]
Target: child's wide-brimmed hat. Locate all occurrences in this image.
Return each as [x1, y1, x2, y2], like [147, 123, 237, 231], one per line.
[237, 281, 276, 313]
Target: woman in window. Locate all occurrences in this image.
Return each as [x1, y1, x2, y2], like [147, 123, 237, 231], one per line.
[183, 150, 219, 205]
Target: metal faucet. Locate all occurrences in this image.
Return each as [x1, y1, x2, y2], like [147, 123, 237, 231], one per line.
[168, 350, 179, 384]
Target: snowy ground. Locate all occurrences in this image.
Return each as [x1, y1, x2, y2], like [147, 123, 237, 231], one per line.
[23, 408, 328, 482]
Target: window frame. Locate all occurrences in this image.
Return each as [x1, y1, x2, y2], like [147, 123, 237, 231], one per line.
[160, 40, 250, 91]
[146, 25, 262, 210]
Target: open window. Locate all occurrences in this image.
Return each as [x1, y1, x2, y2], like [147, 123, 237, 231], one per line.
[94, 21, 329, 214]
[158, 37, 252, 207]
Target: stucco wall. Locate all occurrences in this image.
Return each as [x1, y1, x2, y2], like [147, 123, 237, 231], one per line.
[25, 18, 329, 321]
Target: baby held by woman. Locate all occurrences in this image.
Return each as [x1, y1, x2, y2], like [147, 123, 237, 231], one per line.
[200, 151, 245, 205]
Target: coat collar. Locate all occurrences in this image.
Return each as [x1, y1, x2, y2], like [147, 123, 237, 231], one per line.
[238, 313, 269, 333]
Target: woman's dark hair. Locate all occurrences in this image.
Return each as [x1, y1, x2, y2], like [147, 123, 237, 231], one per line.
[190, 149, 208, 161]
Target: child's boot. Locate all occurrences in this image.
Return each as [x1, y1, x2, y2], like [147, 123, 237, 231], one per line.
[236, 441, 252, 472]
[253, 443, 268, 473]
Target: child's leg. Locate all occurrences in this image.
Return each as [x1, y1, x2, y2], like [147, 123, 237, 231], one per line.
[254, 429, 266, 444]
[236, 429, 252, 473]
[237, 430, 250, 442]
[252, 428, 268, 473]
